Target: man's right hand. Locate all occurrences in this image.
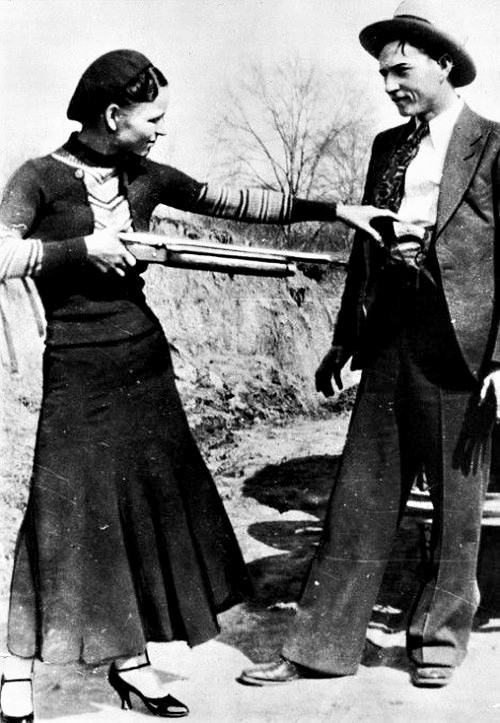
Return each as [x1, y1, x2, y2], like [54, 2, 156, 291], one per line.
[84, 227, 137, 277]
[315, 345, 350, 397]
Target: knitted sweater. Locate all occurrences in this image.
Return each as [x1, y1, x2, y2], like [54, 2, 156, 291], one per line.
[0, 134, 336, 346]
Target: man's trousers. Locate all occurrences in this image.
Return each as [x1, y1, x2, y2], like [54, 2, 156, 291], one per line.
[282, 317, 491, 674]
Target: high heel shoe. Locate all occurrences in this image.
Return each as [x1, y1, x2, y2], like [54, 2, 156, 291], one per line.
[0, 677, 34, 723]
[108, 662, 189, 718]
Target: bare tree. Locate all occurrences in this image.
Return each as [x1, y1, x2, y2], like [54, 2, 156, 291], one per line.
[209, 58, 373, 203]
[207, 58, 374, 250]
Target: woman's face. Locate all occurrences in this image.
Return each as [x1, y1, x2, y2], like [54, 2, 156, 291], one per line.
[111, 85, 169, 156]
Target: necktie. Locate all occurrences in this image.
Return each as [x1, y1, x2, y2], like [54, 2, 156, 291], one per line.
[372, 120, 435, 286]
[373, 121, 430, 212]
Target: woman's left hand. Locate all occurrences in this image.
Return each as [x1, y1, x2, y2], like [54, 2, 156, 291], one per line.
[336, 204, 400, 245]
[84, 227, 137, 277]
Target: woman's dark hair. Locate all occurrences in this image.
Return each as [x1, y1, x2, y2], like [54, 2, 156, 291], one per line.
[119, 66, 168, 106]
[67, 50, 169, 125]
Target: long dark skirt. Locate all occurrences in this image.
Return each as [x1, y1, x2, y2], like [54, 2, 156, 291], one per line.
[8, 327, 250, 664]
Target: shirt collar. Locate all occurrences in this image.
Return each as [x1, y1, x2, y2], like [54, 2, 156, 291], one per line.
[419, 96, 464, 156]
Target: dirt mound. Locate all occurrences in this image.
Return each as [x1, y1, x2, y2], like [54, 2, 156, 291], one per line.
[145, 212, 358, 448]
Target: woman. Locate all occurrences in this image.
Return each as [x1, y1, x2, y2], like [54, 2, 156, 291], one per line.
[0, 49, 396, 721]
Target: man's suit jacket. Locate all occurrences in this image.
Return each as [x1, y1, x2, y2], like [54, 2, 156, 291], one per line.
[333, 104, 500, 381]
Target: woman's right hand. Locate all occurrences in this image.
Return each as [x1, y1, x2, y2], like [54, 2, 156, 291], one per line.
[84, 228, 137, 277]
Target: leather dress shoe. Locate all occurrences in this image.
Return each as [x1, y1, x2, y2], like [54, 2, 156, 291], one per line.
[238, 657, 305, 686]
[411, 665, 454, 688]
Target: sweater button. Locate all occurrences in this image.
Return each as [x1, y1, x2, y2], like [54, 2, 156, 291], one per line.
[74, 168, 84, 179]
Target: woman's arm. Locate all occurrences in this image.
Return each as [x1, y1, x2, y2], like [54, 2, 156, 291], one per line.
[0, 228, 43, 281]
[0, 163, 44, 281]
[0, 161, 88, 278]
[291, 197, 396, 243]
[0, 161, 134, 278]
[188, 182, 396, 243]
[153, 162, 397, 241]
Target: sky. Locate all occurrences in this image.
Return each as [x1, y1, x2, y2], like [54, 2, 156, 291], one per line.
[1, 0, 499, 183]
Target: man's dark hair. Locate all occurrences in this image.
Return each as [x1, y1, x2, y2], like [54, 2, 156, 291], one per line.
[393, 37, 455, 86]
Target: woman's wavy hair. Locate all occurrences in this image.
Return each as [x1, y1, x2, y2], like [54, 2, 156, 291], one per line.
[75, 65, 168, 125]
[118, 65, 168, 106]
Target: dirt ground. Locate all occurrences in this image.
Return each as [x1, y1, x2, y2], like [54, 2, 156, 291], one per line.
[2, 412, 500, 722]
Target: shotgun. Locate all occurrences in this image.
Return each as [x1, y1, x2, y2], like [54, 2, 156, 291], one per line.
[120, 232, 340, 277]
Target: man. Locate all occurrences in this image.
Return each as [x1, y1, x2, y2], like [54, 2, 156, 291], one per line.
[240, 0, 500, 688]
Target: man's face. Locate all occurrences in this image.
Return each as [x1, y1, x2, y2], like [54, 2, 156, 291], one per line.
[378, 41, 447, 120]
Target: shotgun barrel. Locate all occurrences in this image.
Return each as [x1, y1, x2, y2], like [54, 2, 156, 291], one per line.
[120, 232, 335, 277]
[158, 252, 296, 277]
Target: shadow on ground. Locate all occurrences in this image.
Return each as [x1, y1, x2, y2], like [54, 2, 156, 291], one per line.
[219, 452, 500, 672]
[241, 453, 423, 611]
[242, 454, 339, 516]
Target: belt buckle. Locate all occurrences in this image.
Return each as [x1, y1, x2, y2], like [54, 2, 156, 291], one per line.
[393, 222, 433, 266]
[393, 221, 427, 244]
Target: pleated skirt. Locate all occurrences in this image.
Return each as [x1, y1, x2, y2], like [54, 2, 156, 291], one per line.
[8, 326, 250, 664]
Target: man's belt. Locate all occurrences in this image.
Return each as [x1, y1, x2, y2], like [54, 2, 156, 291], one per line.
[384, 222, 435, 285]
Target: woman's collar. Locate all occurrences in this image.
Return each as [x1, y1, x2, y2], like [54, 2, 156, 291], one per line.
[64, 132, 124, 167]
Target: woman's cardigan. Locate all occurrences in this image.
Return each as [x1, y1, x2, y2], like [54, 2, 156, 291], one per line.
[0, 134, 337, 347]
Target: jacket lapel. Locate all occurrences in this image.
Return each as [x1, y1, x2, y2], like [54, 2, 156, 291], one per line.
[435, 105, 491, 238]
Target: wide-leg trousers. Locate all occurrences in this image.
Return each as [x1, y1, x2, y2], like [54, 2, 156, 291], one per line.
[282, 322, 491, 675]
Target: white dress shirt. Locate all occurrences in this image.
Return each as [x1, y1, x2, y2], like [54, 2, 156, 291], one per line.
[398, 96, 464, 227]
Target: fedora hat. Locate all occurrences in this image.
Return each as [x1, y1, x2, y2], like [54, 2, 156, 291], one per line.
[359, 0, 476, 87]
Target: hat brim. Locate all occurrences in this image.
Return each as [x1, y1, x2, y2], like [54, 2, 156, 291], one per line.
[359, 17, 476, 87]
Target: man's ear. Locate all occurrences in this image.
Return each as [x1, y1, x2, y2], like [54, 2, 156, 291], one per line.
[437, 53, 454, 80]
[103, 104, 121, 132]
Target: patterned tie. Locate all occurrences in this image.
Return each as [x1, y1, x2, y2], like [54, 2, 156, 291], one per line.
[371, 120, 435, 286]
[373, 120, 430, 212]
